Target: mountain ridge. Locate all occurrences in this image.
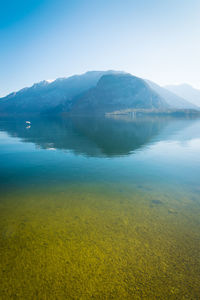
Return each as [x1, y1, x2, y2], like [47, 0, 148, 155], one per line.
[146, 80, 198, 109]
[0, 71, 198, 115]
[165, 84, 200, 107]
[70, 74, 168, 115]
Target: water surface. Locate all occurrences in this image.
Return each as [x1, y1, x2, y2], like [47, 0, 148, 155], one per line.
[0, 116, 200, 299]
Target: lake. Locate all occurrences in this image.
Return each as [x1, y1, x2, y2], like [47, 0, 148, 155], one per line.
[0, 115, 200, 299]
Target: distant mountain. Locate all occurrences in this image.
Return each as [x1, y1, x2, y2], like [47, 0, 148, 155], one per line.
[165, 84, 200, 107]
[0, 71, 120, 115]
[146, 80, 198, 109]
[0, 70, 198, 115]
[70, 74, 168, 114]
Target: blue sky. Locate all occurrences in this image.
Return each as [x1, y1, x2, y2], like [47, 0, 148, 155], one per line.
[1, 0, 200, 96]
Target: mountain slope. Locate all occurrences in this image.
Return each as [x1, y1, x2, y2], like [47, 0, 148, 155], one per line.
[165, 84, 200, 107]
[1, 70, 199, 115]
[146, 80, 197, 109]
[70, 74, 168, 114]
[0, 71, 121, 114]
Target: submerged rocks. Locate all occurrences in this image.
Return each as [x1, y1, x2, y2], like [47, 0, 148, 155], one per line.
[151, 199, 163, 205]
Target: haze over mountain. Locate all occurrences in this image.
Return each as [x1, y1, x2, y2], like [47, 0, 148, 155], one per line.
[70, 74, 167, 115]
[146, 80, 197, 109]
[165, 84, 200, 107]
[0, 71, 116, 114]
[0, 71, 198, 115]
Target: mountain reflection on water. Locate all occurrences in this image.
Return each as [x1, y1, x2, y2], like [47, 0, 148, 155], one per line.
[0, 115, 199, 157]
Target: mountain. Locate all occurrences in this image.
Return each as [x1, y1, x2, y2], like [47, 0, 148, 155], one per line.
[165, 84, 200, 107]
[0, 70, 199, 115]
[70, 74, 168, 115]
[146, 80, 198, 109]
[0, 71, 120, 115]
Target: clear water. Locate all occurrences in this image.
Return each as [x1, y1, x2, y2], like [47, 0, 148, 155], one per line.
[0, 116, 200, 299]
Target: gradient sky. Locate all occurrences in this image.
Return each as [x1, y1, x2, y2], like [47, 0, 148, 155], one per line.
[1, 0, 200, 96]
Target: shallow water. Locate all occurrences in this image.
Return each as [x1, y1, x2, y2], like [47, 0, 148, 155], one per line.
[0, 116, 200, 299]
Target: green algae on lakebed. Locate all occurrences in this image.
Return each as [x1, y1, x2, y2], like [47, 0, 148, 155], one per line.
[0, 183, 200, 299]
